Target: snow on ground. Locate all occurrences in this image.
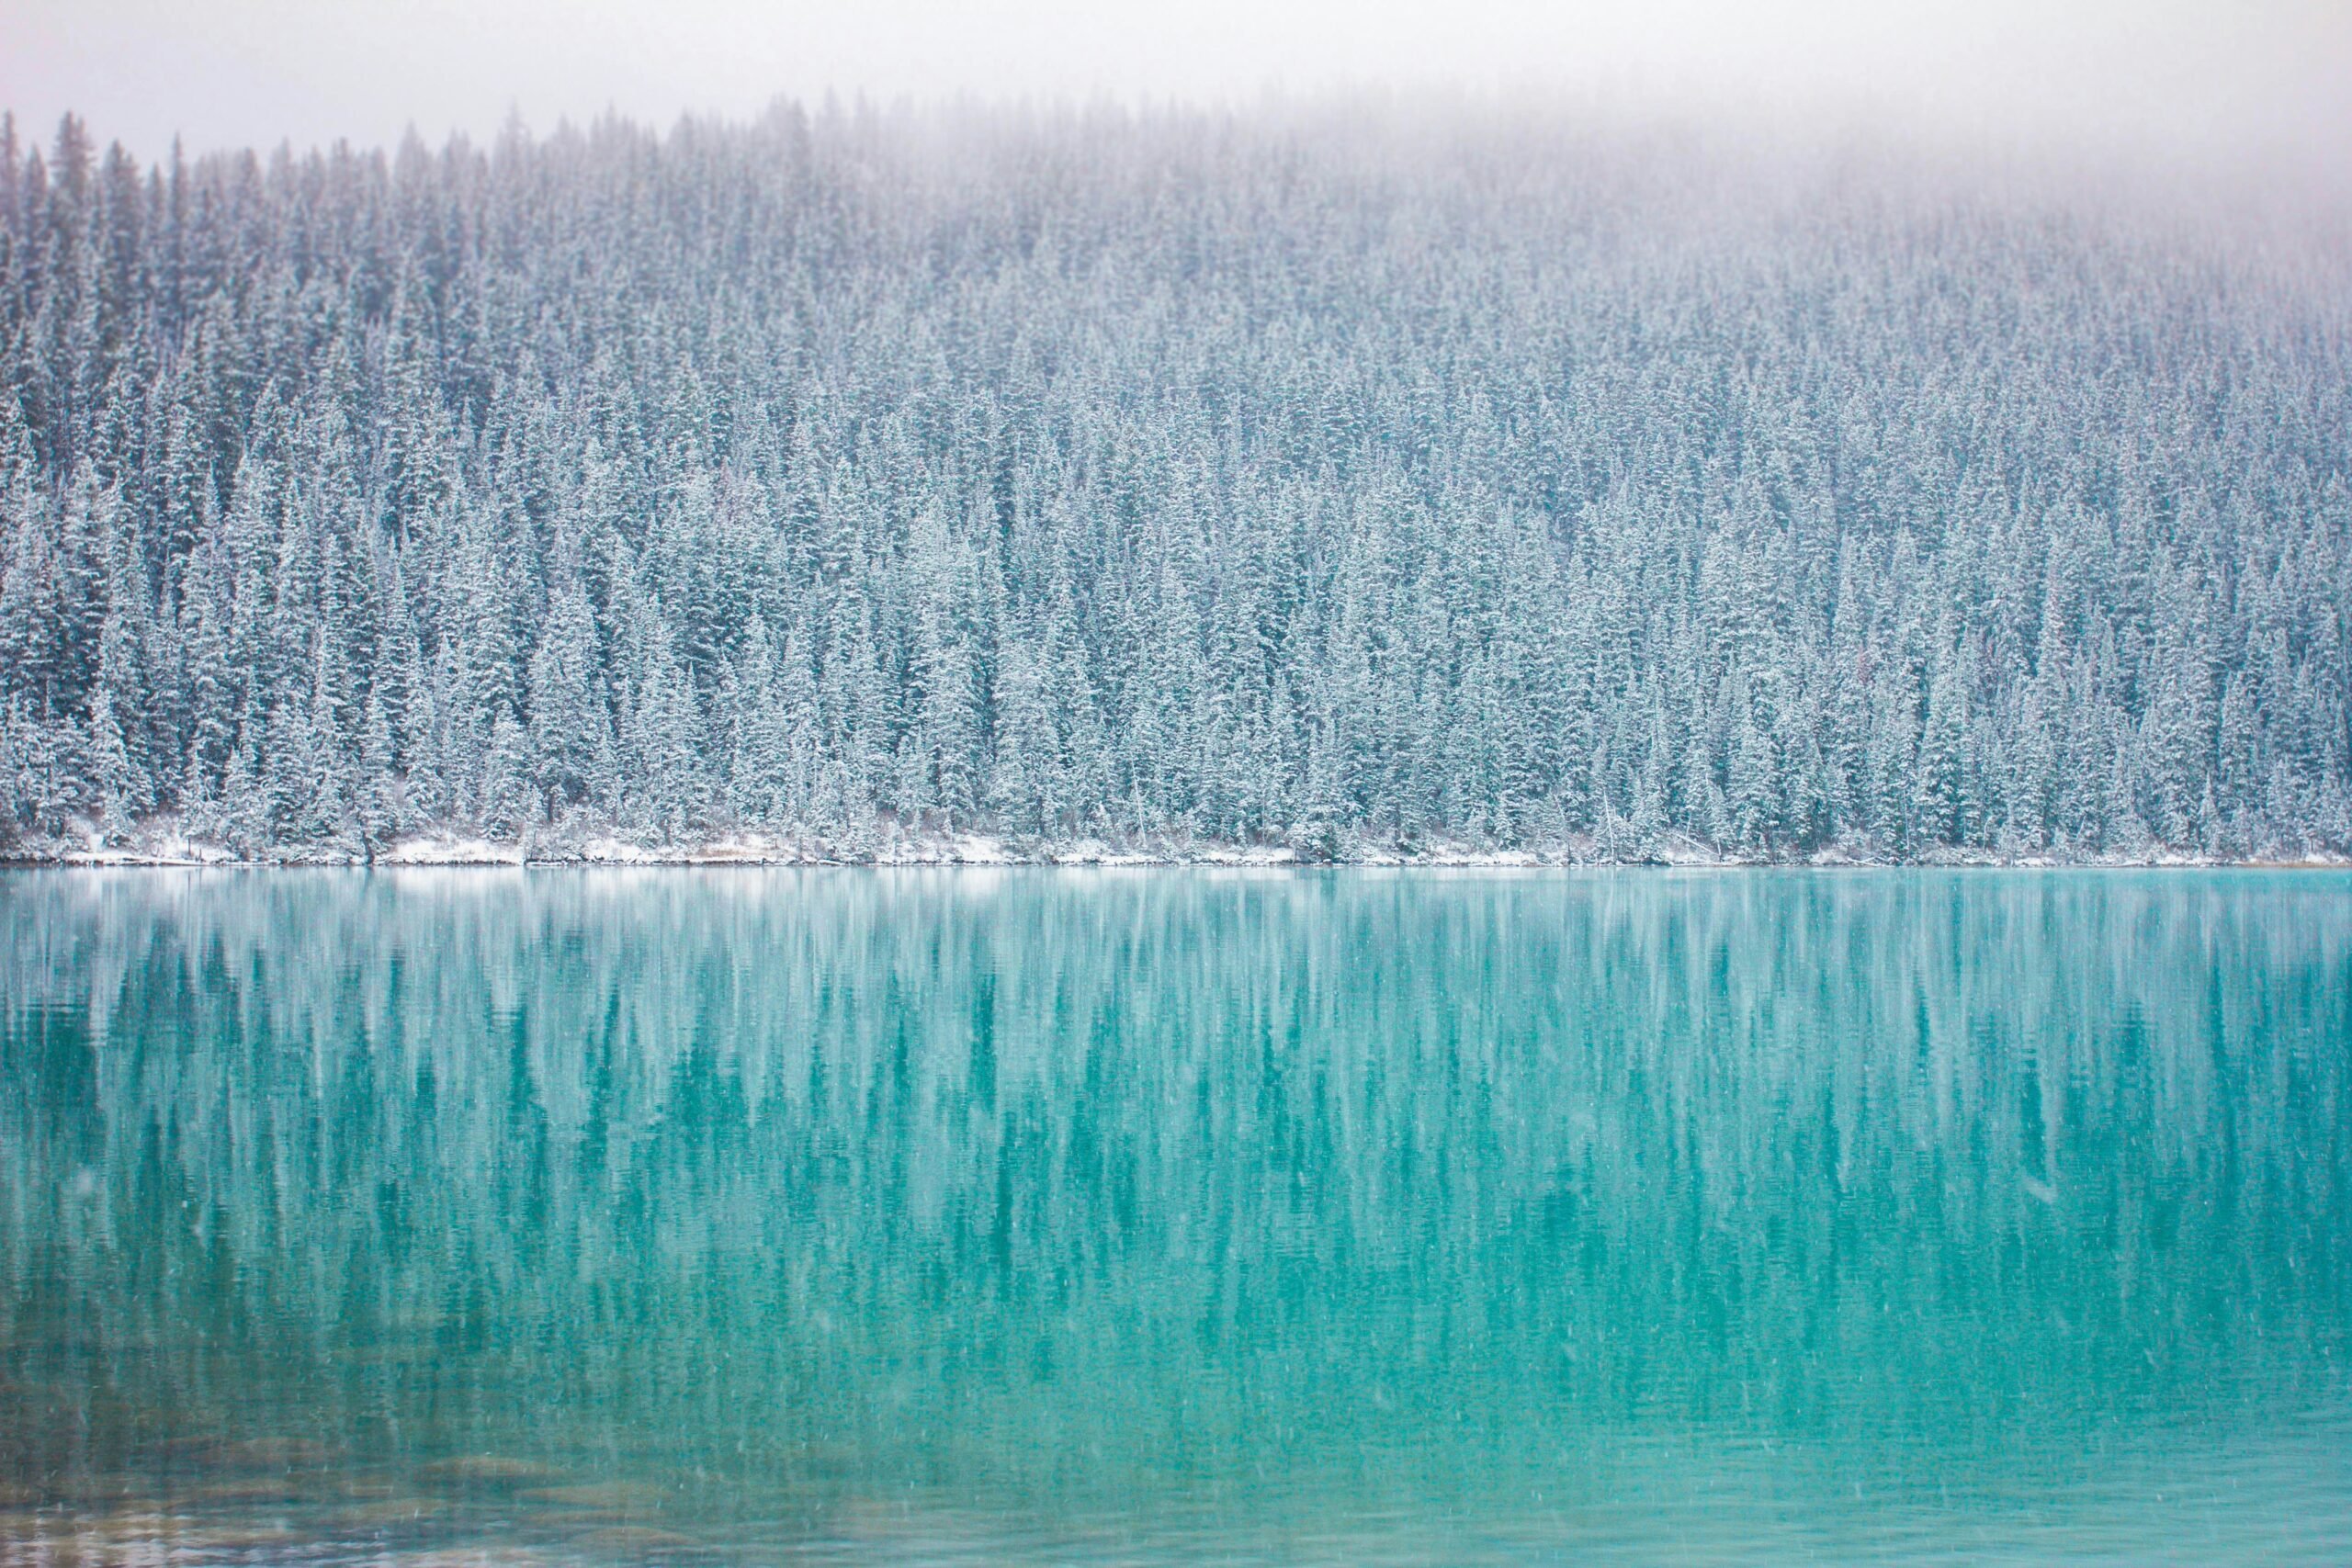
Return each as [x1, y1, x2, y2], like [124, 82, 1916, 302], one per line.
[373, 835, 527, 866]
[7, 815, 2348, 871]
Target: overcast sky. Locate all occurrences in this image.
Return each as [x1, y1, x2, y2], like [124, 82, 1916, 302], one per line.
[5, 0, 2349, 177]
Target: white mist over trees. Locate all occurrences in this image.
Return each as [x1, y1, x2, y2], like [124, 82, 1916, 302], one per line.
[0, 104, 2347, 861]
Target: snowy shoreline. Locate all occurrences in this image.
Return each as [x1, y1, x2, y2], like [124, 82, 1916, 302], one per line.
[8, 820, 2346, 872]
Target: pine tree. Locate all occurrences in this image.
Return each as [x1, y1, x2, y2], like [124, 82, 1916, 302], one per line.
[528, 546, 613, 819]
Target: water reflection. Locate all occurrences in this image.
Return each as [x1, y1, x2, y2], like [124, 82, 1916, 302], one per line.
[2, 868, 2348, 1563]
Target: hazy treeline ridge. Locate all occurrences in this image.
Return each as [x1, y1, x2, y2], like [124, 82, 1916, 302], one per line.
[1, 104, 2348, 861]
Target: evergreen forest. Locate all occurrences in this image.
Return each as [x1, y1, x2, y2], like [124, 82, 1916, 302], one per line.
[1, 104, 2347, 862]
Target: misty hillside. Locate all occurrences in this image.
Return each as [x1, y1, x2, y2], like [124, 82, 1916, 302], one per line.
[1, 105, 2347, 863]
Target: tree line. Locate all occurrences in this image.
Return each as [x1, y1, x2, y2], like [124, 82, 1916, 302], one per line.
[1, 103, 2347, 860]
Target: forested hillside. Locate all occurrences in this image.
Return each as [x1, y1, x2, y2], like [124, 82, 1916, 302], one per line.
[1, 104, 2347, 863]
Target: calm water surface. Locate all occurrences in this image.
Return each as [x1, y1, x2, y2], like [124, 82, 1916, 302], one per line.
[2, 868, 2348, 1564]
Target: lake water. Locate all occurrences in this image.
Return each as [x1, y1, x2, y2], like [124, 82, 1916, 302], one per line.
[2, 868, 2348, 1564]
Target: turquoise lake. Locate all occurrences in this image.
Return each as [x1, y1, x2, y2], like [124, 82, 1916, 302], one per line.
[2, 868, 2348, 1564]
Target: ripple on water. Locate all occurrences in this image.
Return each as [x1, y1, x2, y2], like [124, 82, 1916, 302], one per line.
[422, 1456, 568, 1485]
[518, 1482, 668, 1511]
